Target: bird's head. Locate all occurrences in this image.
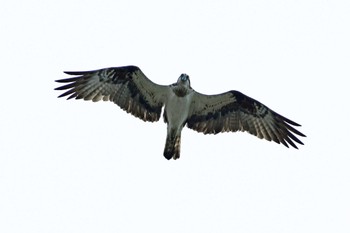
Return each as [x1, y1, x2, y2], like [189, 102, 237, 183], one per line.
[177, 73, 191, 87]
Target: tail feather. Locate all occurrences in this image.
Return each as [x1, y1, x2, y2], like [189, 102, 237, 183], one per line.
[163, 131, 181, 160]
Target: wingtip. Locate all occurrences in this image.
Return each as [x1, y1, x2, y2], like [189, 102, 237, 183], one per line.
[55, 79, 65, 83]
[63, 71, 82, 75]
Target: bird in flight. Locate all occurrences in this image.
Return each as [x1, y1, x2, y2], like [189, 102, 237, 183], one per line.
[55, 65, 305, 160]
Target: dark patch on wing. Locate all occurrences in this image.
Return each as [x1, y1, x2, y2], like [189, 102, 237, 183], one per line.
[187, 91, 265, 123]
[126, 79, 163, 115]
[225, 91, 268, 117]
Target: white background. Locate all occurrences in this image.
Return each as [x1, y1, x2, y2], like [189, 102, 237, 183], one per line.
[1, 0, 349, 232]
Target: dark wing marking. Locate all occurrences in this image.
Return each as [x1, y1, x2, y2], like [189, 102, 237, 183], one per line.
[55, 66, 168, 122]
[187, 90, 306, 148]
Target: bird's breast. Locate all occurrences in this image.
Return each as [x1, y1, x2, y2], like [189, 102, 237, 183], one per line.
[165, 91, 193, 128]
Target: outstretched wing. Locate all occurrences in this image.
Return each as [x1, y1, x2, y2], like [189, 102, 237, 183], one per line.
[55, 66, 168, 122]
[187, 90, 306, 148]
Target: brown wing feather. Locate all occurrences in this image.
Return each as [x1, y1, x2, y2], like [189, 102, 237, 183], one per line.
[187, 90, 306, 148]
[55, 66, 168, 122]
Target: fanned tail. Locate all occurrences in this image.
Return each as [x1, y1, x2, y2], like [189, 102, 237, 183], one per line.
[163, 130, 181, 160]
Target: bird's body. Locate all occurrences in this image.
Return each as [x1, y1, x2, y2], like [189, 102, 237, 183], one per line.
[165, 75, 193, 127]
[55, 66, 306, 160]
[163, 75, 194, 159]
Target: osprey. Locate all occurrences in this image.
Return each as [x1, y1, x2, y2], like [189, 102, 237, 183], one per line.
[55, 66, 305, 160]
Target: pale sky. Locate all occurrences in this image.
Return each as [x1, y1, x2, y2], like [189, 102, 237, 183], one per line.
[1, 0, 350, 232]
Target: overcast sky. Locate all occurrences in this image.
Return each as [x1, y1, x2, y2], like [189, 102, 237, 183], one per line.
[1, 0, 349, 232]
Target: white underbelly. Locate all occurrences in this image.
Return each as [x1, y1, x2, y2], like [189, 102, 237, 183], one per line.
[165, 92, 193, 129]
